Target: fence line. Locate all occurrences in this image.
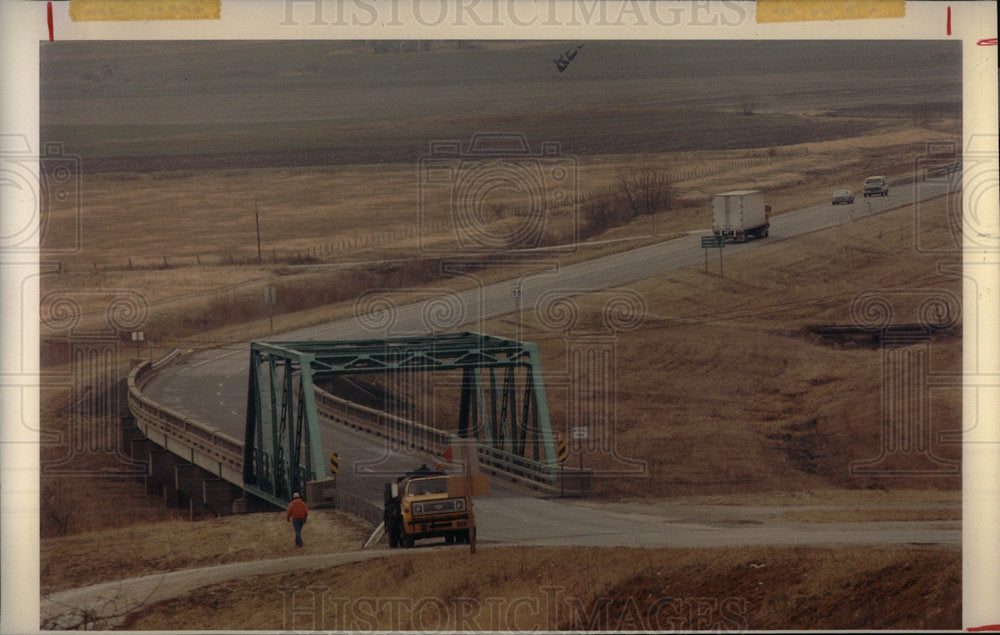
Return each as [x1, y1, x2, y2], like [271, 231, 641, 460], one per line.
[581, 147, 812, 205]
[79, 146, 936, 273]
[330, 488, 383, 526]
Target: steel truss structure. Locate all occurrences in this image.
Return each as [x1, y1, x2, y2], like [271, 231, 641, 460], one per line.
[243, 332, 557, 505]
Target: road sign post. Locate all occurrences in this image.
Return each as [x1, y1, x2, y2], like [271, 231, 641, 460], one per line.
[572, 426, 588, 472]
[460, 442, 477, 554]
[700, 235, 725, 277]
[512, 281, 522, 341]
[265, 287, 276, 331]
[557, 439, 568, 496]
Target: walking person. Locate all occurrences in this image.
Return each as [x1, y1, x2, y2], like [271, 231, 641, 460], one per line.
[286, 492, 308, 547]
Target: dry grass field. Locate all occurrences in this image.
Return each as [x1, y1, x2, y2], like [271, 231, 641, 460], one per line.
[40, 118, 956, 344]
[40, 510, 370, 595]
[40, 486, 960, 594]
[40, 39, 961, 344]
[557, 197, 961, 497]
[358, 192, 962, 498]
[37, 39, 964, 629]
[118, 544, 959, 631]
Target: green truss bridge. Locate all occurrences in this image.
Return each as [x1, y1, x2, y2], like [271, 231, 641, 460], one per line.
[242, 332, 559, 507]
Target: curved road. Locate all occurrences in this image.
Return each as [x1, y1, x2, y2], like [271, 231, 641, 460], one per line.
[144, 179, 957, 546]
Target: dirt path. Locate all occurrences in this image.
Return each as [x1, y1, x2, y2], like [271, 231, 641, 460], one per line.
[41, 497, 959, 630]
[41, 550, 389, 630]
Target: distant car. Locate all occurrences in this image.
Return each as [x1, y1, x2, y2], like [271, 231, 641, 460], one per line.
[832, 189, 855, 205]
[863, 175, 889, 197]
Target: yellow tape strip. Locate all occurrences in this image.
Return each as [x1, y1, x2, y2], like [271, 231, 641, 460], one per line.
[70, 0, 220, 21]
[757, 0, 904, 23]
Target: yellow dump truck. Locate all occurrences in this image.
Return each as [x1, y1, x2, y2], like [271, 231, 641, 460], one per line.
[384, 466, 476, 548]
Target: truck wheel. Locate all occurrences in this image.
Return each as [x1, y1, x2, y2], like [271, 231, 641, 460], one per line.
[402, 532, 414, 548]
[388, 524, 399, 548]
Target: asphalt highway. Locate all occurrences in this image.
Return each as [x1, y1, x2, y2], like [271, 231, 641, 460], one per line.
[142, 178, 958, 547]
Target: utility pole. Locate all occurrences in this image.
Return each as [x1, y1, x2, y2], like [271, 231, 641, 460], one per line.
[255, 201, 263, 267]
[512, 281, 522, 341]
[460, 441, 477, 554]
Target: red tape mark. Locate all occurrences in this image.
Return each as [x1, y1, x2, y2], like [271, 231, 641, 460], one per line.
[968, 626, 1000, 632]
[47, 1, 53, 41]
[947, 6, 951, 36]
[977, 38, 998, 46]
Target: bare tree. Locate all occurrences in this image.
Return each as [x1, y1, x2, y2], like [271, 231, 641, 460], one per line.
[616, 166, 673, 235]
[42, 578, 167, 630]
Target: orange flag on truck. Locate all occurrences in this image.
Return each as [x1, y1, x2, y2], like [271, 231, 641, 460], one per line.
[442, 446, 453, 462]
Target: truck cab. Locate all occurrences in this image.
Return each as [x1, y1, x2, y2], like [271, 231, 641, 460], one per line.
[384, 466, 476, 548]
[863, 175, 889, 197]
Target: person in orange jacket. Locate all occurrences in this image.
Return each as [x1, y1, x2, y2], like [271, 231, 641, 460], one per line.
[286, 492, 308, 547]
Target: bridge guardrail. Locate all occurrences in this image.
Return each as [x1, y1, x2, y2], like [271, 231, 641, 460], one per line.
[314, 386, 452, 455]
[314, 385, 557, 489]
[885, 161, 960, 189]
[128, 360, 244, 483]
[329, 488, 384, 526]
[130, 359, 557, 502]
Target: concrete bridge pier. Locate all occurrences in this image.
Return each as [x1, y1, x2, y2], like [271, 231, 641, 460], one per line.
[174, 463, 207, 520]
[119, 416, 146, 468]
[128, 438, 157, 491]
[123, 431, 262, 518]
[203, 478, 242, 517]
[128, 437, 156, 465]
[149, 449, 182, 505]
[232, 495, 274, 514]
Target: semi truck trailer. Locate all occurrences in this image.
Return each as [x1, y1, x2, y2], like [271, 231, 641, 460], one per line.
[711, 190, 770, 243]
